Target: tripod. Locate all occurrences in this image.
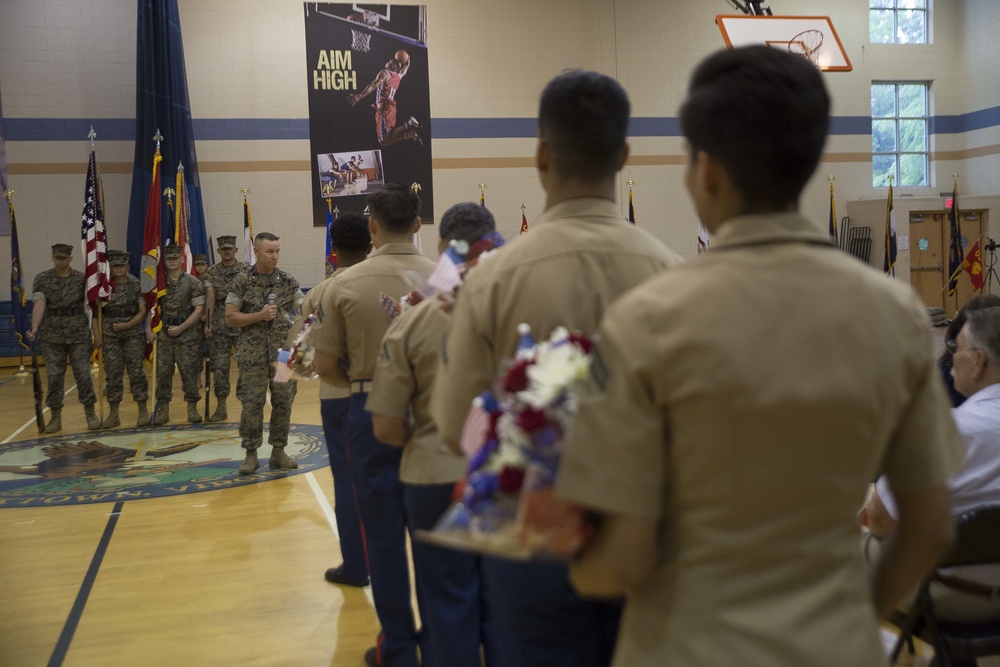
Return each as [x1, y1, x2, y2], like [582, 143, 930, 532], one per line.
[985, 240, 999, 294]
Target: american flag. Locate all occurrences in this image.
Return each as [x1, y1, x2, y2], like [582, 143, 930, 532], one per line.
[81, 149, 111, 314]
[380, 291, 401, 322]
[459, 397, 492, 458]
[427, 251, 463, 294]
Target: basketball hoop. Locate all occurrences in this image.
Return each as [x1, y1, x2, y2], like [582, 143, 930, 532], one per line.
[787, 29, 824, 66]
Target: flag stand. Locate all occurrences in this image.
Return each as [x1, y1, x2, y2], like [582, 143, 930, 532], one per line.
[14, 355, 32, 377]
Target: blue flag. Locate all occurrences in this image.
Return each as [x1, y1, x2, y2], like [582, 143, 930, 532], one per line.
[325, 203, 338, 278]
[125, 0, 207, 278]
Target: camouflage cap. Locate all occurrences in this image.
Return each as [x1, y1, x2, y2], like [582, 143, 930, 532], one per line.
[108, 250, 130, 266]
[52, 243, 73, 257]
[216, 235, 237, 249]
[193, 253, 208, 265]
[162, 244, 184, 258]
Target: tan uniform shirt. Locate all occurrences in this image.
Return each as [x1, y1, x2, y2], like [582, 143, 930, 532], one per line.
[300, 275, 349, 400]
[310, 243, 436, 383]
[557, 212, 966, 667]
[432, 197, 683, 448]
[367, 297, 465, 484]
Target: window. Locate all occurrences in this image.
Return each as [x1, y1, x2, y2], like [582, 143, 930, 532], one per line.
[871, 83, 929, 188]
[870, 0, 927, 44]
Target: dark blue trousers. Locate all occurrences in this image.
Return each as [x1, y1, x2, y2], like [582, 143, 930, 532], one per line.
[320, 396, 368, 581]
[403, 483, 504, 667]
[481, 557, 624, 667]
[347, 394, 421, 667]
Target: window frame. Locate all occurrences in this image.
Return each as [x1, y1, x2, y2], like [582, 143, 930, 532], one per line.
[869, 0, 929, 45]
[871, 81, 931, 189]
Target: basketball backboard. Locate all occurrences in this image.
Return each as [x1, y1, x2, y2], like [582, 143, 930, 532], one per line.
[716, 15, 852, 72]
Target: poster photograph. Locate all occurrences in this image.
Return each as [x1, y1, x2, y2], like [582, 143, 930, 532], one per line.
[304, 3, 434, 225]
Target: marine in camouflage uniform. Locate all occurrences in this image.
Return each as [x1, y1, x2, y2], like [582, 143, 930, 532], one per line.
[226, 232, 303, 474]
[153, 244, 206, 425]
[28, 243, 99, 432]
[203, 235, 248, 422]
[97, 250, 149, 428]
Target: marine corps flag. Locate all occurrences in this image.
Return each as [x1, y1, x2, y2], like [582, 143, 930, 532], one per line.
[174, 164, 193, 274]
[141, 150, 165, 340]
[961, 240, 985, 293]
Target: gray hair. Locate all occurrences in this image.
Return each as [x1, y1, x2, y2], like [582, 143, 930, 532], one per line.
[964, 307, 1000, 365]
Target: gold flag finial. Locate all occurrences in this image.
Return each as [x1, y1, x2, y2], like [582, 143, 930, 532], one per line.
[478, 182, 486, 194]
[888, 174, 894, 185]
[3, 189, 13, 204]
[952, 172, 959, 184]
[163, 187, 175, 205]
[626, 179, 635, 189]
[153, 129, 163, 152]
[828, 175, 835, 184]
[322, 182, 335, 199]
[411, 182, 422, 195]
[240, 187, 251, 199]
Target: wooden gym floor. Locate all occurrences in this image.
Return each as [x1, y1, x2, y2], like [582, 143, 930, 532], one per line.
[0, 367, 381, 666]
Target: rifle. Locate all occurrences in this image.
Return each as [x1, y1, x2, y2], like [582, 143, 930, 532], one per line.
[30, 342, 45, 432]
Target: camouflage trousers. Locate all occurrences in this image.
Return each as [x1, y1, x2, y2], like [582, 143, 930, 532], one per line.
[208, 332, 238, 398]
[236, 362, 297, 451]
[41, 339, 96, 409]
[102, 331, 149, 404]
[156, 329, 204, 403]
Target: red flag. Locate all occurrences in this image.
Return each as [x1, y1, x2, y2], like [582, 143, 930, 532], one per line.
[141, 152, 165, 344]
[520, 211, 528, 235]
[81, 149, 111, 314]
[961, 240, 985, 292]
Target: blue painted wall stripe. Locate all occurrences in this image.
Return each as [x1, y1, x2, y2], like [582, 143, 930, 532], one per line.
[5, 107, 999, 142]
[47, 501, 125, 667]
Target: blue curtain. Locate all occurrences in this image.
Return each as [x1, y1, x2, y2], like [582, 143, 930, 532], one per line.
[126, 0, 207, 276]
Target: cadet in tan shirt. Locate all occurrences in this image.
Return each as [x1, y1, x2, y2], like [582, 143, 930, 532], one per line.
[367, 202, 503, 667]
[310, 183, 435, 667]
[557, 47, 963, 667]
[431, 71, 682, 667]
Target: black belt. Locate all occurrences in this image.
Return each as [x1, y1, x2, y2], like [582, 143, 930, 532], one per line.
[163, 315, 190, 326]
[935, 573, 1000, 601]
[48, 307, 84, 316]
[105, 307, 138, 318]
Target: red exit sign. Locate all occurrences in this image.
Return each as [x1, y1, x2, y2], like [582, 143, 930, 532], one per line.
[946, 198, 954, 208]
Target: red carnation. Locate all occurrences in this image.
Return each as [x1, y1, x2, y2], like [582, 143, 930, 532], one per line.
[502, 358, 534, 393]
[498, 466, 525, 494]
[567, 332, 593, 354]
[515, 406, 549, 432]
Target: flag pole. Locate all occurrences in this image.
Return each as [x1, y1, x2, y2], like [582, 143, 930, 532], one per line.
[952, 172, 960, 316]
[148, 130, 164, 427]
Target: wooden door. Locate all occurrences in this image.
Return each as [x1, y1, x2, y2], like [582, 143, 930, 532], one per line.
[909, 212, 946, 308]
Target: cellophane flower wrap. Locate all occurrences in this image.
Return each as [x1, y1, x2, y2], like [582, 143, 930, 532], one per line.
[426, 324, 594, 558]
[274, 311, 319, 383]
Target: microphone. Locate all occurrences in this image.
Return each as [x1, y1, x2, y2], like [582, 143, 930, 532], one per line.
[267, 294, 277, 328]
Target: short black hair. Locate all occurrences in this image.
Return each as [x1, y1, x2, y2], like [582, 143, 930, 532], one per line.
[330, 212, 372, 252]
[538, 70, 630, 181]
[366, 182, 420, 234]
[254, 231, 279, 245]
[680, 46, 830, 210]
[439, 202, 496, 244]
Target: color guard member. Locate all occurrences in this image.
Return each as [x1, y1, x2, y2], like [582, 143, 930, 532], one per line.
[203, 235, 248, 422]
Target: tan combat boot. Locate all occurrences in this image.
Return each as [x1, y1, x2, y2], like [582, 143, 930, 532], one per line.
[269, 447, 298, 470]
[84, 404, 101, 430]
[136, 401, 149, 427]
[43, 409, 62, 434]
[238, 450, 259, 475]
[207, 398, 227, 423]
[101, 403, 121, 429]
[152, 402, 170, 426]
[187, 401, 203, 424]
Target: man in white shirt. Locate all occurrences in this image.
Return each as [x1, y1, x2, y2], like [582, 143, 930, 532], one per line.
[864, 306, 1000, 622]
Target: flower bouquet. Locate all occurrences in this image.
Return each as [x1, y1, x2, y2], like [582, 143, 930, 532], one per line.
[274, 311, 319, 383]
[418, 323, 595, 559]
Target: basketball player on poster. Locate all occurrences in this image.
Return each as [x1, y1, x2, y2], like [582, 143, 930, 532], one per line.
[348, 50, 423, 146]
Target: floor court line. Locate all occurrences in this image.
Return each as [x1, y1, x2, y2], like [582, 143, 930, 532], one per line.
[2, 384, 76, 444]
[46, 500, 125, 667]
[305, 471, 376, 608]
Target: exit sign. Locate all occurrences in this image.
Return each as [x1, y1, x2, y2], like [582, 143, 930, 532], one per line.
[946, 198, 954, 208]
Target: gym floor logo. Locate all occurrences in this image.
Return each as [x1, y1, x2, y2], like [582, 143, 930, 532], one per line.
[0, 423, 327, 507]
